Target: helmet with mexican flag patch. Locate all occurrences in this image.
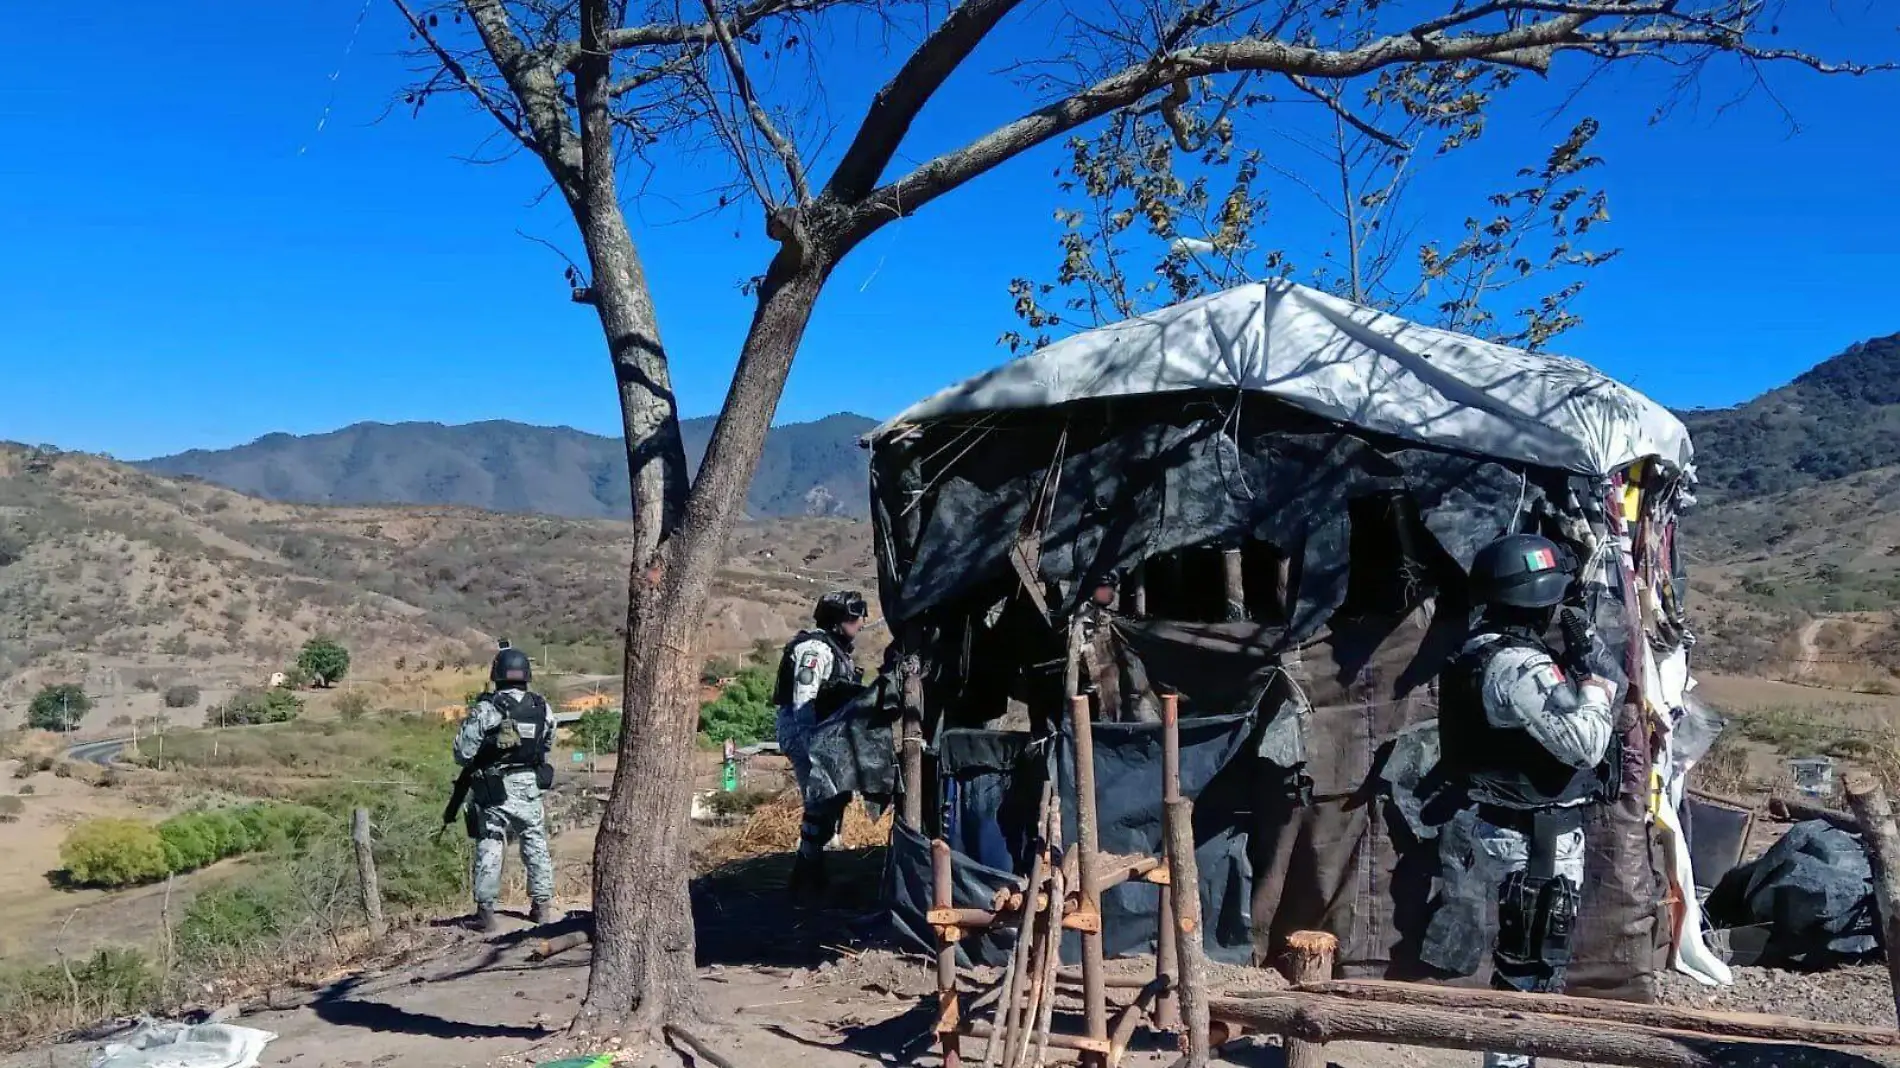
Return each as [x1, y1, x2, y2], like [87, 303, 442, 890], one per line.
[1468, 533, 1575, 609]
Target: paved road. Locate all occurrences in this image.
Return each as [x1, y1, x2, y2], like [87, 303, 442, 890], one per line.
[65, 737, 130, 766]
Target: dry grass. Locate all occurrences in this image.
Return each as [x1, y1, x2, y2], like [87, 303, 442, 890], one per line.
[694, 791, 891, 869]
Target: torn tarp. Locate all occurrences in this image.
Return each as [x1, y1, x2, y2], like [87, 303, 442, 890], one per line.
[803, 687, 899, 815]
[90, 1022, 277, 1068]
[1705, 820, 1880, 969]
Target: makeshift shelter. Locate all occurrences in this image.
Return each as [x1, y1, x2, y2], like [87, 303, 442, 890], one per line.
[831, 280, 1723, 1002]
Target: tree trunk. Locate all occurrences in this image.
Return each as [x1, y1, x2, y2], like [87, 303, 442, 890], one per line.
[576, 249, 829, 1039]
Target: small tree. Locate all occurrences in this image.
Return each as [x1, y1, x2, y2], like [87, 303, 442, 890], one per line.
[696, 667, 777, 745]
[297, 638, 351, 688]
[28, 684, 90, 733]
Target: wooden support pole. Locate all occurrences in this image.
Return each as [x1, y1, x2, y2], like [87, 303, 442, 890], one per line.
[1846, 773, 1900, 1028]
[1031, 868, 1067, 1068]
[1269, 979, 1900, 1048]
[1129, 564, 1148, 618]
[1164, 798, 1208, 1068]
[902, 649, 926, 831]
[998, 783, 1054, 1068]
[935, 838, 963, 1068]
[1221, 549, 1246, 622]
[1069, 694, 1108, 1068]
[1278, 931, 1338, 1068]
[1153, 693, 1182, 1033]
[350, 808, 385, 939]
[1209, 994, 1739, 1068]
[963, 1021, 1107, 1056]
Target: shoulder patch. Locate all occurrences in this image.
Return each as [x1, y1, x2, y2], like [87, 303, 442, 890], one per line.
[1537, 663, 1566, 688]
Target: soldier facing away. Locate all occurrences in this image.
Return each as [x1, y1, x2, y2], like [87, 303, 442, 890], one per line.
[1438, 533, 1617, 1068]
[772, 590, 869, 899]
[454, 642, 559, 932]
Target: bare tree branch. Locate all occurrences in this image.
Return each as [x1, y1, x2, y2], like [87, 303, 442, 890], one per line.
[1285, 74, 1407, 150]
[850, 12, 1890, 230]
[391, 0, 527, 143]
[822, 0, 1030, 202]
[696, 0, 812, 203]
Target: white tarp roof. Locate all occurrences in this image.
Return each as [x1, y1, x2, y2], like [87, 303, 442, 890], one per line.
[873, 281, 1692, 477]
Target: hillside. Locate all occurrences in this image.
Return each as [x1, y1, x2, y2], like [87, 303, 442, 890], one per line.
[136, 412, 879, 519]
[0, 444, 875, 727]
[1680, 333, 1900, 499]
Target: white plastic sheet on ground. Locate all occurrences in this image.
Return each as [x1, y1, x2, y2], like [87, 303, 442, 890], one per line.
[89, 1022, 278, 1068]
[872, 281, 1692, 478]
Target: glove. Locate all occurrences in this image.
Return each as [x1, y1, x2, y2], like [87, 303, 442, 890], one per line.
[1558, 608, 1605, 675]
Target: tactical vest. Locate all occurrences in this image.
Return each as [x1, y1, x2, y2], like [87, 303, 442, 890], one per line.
[772, 629, 863, 718]
[481, 690, 553, 772]
[1438, 634, 1606, 811]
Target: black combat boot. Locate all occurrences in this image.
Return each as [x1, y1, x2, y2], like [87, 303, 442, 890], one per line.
[787, 852, 828, 904]
[472, 904, 500, 933]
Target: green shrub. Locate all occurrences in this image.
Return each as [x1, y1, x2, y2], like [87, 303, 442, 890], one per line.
[177, 875, 299, 966]
[163, 684, 202, 709]
[0, 947, 157, 1041]
[698, 666, 776, 745]
[60, 818, 170, 887]
[211, 687, 302, 726]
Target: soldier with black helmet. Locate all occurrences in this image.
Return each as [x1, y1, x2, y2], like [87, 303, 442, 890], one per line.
[452, 641, 558, 932]
[1439, 533, 1617, 1068]
[773, 590, 869, 897]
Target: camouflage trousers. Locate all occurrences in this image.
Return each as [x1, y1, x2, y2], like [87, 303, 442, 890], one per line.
[471, 772, 554, 906]
[1478, 816, 1586, 1068]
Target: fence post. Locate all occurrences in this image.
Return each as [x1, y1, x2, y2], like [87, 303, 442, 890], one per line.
[1281, 930, 1339, 1068]
[1845, 774, 1900, 1026]
[351, 808, 387, 938]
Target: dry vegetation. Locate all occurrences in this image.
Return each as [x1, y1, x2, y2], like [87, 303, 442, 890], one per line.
[0, 445, 877, 727]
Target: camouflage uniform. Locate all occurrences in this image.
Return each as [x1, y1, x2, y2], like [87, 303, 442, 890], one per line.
[1460, 633, 1615, 1068]
[454, 690, 555, 908]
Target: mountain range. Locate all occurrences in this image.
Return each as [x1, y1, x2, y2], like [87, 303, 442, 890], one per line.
[137, 413, 880, 520]
[11, 331, 1900, 710]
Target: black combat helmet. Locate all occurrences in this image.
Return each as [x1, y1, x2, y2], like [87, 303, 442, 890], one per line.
[1468, 533, 1575, 609]
[814, 590, 869, 629]
[491, 644, 533, 687]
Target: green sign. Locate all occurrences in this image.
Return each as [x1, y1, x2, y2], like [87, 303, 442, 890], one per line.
[572, 751, 587, 763]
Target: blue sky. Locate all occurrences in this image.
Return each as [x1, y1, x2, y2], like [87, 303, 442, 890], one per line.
[3, 2, 1898, 460]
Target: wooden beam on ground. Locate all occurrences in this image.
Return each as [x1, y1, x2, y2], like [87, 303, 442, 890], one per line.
[1768, 795, 1857, 832]
[1209, 995, 1735, 1068]
[1278, 979, 1900, 1048]
[1847, 773, 1900, 1029]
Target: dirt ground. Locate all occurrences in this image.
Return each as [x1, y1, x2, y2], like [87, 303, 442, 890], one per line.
[11, 846, 1900, 1068]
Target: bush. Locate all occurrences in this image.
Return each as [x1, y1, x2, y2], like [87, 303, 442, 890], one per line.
[574, 708, 621, 755]
[133, 677, 160, 692]
[297, 637, 351, 688]
[163, 684, 202, 709]
[212, 687, 303, 726]
[18, 783, 34, 794]
[0, 795, 22, 822]
[28, 684, 90, 732]
[335, 690, 372, 722]
[698, 666, 777, 745]
[0, 947, 157, 1043]
[60, 818, 170, 887]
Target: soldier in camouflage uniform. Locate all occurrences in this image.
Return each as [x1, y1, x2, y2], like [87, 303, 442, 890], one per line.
[773, 591, 869, 900]
[454, 644, 557, 933]
[1439, 534, 1618, 1068]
